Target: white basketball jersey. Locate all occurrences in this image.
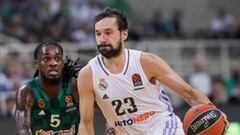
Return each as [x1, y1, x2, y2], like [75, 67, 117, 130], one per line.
[89, 49, 180, 135]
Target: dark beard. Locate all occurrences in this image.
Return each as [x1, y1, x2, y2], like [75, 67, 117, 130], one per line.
[97, 41, 122, 59]
[41, 74, 62, 85]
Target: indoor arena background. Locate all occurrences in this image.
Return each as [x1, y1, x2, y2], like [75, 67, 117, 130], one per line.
[0, 0, 240, 134]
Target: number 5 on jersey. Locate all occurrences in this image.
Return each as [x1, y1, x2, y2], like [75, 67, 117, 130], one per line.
[112, 97, 138, 116]
[50, 114, 61, 127]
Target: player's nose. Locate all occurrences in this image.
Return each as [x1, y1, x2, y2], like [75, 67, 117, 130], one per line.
[97, 34, 108, 44]
[49, 59, 58, 66]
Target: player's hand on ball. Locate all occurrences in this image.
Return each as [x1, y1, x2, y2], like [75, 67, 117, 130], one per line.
[104, 127, 115, 135]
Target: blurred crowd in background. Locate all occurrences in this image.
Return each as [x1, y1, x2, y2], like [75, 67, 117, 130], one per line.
[0, 49, 239, 119]
[0, 0, 240, 45]
[0, 0, 240, 119]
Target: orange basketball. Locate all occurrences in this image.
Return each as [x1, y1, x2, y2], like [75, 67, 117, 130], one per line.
[183, 104, 225, 135]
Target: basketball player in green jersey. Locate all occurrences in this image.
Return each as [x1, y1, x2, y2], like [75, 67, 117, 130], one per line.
[15, 40, 82, 135]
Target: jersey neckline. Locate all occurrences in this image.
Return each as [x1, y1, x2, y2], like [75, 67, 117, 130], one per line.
[97, 49, 130, 76]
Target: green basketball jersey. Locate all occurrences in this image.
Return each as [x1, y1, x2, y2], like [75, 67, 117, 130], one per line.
[28, 77, 80, 135]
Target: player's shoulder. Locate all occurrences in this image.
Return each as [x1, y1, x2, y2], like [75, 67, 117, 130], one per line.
[79, 64, 92, 74]
[77, 64, 94, 91]
[16, 83, 35, 109]
[140, 52, 160, 65]
[17, 84, 34, 98]
[78, 64, 92, 80]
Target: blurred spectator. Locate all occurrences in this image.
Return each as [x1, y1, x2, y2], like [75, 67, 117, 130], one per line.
[0, 1, 239, 43]
[187, 55, 212, 97]
[127, 20, 143, 41]
[25, 18, 44, 43]
[233, 84, 240, 103]
[211, 76, 228, 105]
[71, 21, 95, 43]
[22, 60, 35, 79]
[165, 9, 184, 38]
[0, 0, 103, 43]
[211, 8, 235, 38]
[70, 0, 101, 25]
[0, 16, 3, 33]
[0, 52, 27, 92]
[225, 63, 240, 103]
[25, 32, 39, 43]
[106, 0, 133, 19]
[0, 33, 22, 44]
[2, 0, 25, 24]
[2, 96, 15, 118]
[5, 14, 26, 41]
[47, 16, 71, 42]
[0, 73, 9, 92]
[146, 10, 166, 38]
[229, 20, 240, 39]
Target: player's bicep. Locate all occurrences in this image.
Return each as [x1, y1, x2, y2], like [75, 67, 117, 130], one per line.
[142, 53, 192, 95]
[154, 58, 193, 96]
[15, 85, 34, 135]
[144, 54, 211, 106]
[77, 66, 95, 124]
[141, 52, 175, 80]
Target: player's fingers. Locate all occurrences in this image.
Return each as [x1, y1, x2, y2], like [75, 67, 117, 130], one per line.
[104, 127, 115, 135]
[221, 112, 229, 134]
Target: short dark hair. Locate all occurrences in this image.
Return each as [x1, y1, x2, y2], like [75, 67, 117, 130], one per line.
[94, 7, 128, 31]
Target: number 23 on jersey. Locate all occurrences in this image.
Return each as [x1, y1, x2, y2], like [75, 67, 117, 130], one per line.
[112, 97, 138, 116]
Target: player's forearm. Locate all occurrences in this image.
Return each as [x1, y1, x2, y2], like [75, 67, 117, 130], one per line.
[15, 110, 32, 135]
[16, 121, 32, 135]
[78, 123, 95, 135]
[17, 129, 31, 135]
[184, 88, 212, 106]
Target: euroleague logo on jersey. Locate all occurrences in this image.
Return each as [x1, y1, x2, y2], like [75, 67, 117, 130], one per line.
[132, 73, 142, 87]
[65, 95, 75, 108]
[65, 95, 72, 104]
[132, 73, 144, 90]
[98, 78, 108, 90]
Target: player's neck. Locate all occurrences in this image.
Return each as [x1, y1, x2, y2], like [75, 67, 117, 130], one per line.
[39, 79, 62, 98]
[102, 49, 126, 74]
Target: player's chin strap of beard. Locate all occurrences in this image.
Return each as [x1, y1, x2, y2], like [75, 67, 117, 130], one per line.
[104, 127, 115, 135]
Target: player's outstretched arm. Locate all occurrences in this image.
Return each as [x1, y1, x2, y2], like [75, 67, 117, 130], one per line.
[141, 52, 229, 134]
[141, 52, 212, 106]
[15, 85, 34, 135]
[77, 65, 95, 135]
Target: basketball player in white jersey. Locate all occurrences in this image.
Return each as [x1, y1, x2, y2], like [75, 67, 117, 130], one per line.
[77, 7, 228, 135]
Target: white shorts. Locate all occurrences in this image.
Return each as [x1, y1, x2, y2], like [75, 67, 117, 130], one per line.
[151, 113, 185, 135]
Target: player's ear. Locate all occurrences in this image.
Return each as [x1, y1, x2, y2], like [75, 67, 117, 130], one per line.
[121, 29, 128, 41]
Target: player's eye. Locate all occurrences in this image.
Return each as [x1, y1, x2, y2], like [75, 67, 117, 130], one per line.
[55, 56, 62, 62]
[96, 32, 101, 36]
[105, 31, 112, 35]
[43, 57, 50, 62]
